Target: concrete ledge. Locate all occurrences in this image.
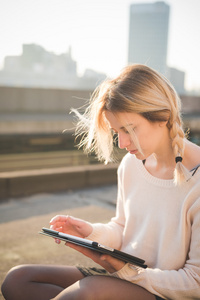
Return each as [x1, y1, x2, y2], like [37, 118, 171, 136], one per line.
[0, 164, 118, 200]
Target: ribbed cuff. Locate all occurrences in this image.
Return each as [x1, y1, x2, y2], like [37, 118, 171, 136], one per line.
[86, 223, 104, 241]
[111, 263, 139, 279]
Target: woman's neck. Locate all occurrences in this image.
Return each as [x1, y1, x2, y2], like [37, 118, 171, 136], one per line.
[144, 151, 176, 180]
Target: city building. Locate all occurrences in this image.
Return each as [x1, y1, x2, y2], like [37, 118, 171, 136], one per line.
[0, 44, 106, 90]
[128, 1, 170, 75]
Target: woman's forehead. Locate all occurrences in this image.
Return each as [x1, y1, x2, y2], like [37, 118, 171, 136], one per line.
[104, 111, 141, 127]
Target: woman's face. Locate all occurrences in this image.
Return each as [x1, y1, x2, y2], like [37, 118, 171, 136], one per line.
[104, 111, 169, 160]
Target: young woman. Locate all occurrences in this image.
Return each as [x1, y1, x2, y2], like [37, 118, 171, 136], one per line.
[2, 64, 200, 300]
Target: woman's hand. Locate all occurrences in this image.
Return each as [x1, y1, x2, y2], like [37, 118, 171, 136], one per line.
[66, 242, 125, 273]
[50, 215, 125, 273]
[49, 215, 93, 238]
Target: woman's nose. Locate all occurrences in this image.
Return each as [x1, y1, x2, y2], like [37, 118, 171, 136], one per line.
[118, 132, 131, 149]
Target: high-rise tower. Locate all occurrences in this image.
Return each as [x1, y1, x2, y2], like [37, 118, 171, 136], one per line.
[128, 1, 170, 75]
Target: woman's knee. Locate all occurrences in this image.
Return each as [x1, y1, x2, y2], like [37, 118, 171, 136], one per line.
[74, 276, 105, 300]
[56, 276, 98, 300]
[1, 265, 31, 298]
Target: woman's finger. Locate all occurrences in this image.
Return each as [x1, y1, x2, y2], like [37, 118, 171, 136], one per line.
[55, 238, 61, 244]
[49, 215, 69, 225]
[65, 243, 100, 260]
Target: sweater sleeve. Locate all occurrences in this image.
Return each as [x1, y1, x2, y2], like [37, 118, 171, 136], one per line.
[87, 163, 125, 249]
[112, 197, 200, 300]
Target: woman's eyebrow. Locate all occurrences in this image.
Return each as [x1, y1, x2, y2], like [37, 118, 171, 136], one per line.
[110, 123, 134, 132]
[120, 123, 133, 130]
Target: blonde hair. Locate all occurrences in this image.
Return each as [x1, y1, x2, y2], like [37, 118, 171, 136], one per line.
[73, 64, 191, 185]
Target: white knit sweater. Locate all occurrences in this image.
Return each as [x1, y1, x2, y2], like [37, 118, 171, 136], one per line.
[88, 153, 200, 300]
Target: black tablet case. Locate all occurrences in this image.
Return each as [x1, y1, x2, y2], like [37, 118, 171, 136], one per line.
[39, 227, 147, 268]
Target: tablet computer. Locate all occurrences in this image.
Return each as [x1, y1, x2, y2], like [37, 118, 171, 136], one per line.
[39, 227, 147, 268]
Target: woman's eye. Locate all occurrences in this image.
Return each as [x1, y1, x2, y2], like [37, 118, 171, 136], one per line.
[123, 126, 136, 134]
[123, 129, 130, 134]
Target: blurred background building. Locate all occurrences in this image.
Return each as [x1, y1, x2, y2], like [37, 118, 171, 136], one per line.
[0, 0, 199, 174]
[128, 1, 169, 75]
[128, 1, 185, 94]
[0, 44, 106, 90]
[0, 1, 187, 95]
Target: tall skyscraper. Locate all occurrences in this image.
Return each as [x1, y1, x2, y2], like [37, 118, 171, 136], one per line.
[128, 1, 170, 75]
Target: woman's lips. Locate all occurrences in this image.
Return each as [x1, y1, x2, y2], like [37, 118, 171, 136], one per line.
[128, 149, 138, 155]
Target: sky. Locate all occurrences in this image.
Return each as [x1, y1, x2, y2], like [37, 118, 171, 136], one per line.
[0, 0, 200, 91]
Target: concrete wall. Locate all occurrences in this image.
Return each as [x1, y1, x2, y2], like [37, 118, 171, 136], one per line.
[0, 163, 118, 200]
[0, 86, 91, 113]
[0, 86, 200, 114]
[0, 86, 92, 134]
[0, 86, 199, 134]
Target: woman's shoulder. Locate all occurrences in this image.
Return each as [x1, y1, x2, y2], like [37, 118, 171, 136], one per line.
[118, 153, 138, 172]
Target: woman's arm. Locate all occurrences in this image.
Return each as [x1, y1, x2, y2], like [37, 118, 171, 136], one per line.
[112, 197, 200, 300]
[86, 164, 126, 249]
